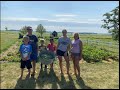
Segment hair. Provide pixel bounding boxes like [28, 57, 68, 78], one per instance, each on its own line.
[40, 39, 45, 43]
[50, 38, 54, 42]
[62, 29, 67, 33]
[23, 36, 29, 41]
[22, 36, 29, 43]
[74, 33, 79, 39]
[27, 26, 32, 31]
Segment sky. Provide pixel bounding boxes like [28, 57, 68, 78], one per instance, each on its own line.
[1, 1, 119, 33]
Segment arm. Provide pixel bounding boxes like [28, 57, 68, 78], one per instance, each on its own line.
[56, 38, 60, 50]
[79, 40, 83, 60]
[47, 44, 49, 50]
[20, 52, 25, 61]
[35, 35, 39, 52]
[54, 45, 57, 54]
[45, 46, 47, 50]
[19, 45, 25, 61]
[56, 42, 60, 50]
[25, 45, 32, 60]
[66, 38, 71, 52]
[64, 39, 71, 56]
[26, 52, 31, 60]
[36, 42, 39, 52]
[67, 44, 71, 53]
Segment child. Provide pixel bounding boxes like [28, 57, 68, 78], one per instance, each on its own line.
[71, 33, 83, 77]
[19, 36, 32, 79]
[47, 38, 56, 69]
[39, 39, 47, 69]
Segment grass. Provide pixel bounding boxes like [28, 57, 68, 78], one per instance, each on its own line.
[0, 31, 119, 89]
[0, 31, 18, 53]
[0, 61, 119, 89]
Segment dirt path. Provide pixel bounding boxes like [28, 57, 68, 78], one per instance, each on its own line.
[0, 41, 19, 60]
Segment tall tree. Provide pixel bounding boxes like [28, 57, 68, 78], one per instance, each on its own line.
[5, 26, 8, 31]
[101, 6, 119, 41]
[20, 26, 27, 35]
[36, 24, 46, 38]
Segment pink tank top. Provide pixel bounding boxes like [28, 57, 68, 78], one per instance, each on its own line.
[71, 39, 80, 53]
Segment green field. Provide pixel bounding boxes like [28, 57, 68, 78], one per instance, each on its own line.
[0, 31, 119, 89]
[0, 31, 18, 53]
[0, 31, 119, 61]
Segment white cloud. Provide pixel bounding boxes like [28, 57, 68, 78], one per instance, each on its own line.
[54, 14, 77, 17]
[1, 17, 103, 24]
[1, 17, 47, 21]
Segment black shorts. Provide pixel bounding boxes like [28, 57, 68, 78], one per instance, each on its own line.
[20, 59, 32, 69]
[56, 50, 68, 56]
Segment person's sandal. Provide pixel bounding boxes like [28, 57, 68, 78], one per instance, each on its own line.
[31, 73, 35, 77]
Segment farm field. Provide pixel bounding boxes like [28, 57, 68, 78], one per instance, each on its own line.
[0, 31, 18, 54]
[0, 31, 119, 89]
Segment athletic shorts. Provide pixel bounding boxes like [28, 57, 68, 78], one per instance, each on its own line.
[71, 53, 80, 57]
[20, 59, 32, 69]
[56, 49, 68, 56]
[30, 53, 38, 61]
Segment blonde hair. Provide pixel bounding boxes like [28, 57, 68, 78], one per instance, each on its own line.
[23, 36, 29, 41]
[40, 39, 45, 43]
[74, 33, 79, 39]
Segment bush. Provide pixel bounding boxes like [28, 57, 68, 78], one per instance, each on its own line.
[83, 45, 112, 62]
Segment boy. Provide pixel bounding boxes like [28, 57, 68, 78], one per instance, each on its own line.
[19, 36, 32, 79]
[39, 39, 47, 69]
[47, 38, 56, 69]
[26, 26, 38, 77]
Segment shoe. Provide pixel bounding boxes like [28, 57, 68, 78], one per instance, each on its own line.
[31, 73, 35, 77]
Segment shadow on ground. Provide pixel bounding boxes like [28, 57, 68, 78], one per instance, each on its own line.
[15, 68, 91, 89]
[14, 74, 36, 89]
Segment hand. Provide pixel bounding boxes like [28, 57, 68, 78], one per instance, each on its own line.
[79, 56, 82, 60]
[25, 56, 29, 60]
[70, 53, 73, 59]
[64, 52, 68, 56]
[22, 57, 26, 61]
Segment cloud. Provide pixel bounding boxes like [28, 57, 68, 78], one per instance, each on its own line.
[1, 17, 102, 24]
[1, 17, 48, 21]
[54, 14, 77, 17]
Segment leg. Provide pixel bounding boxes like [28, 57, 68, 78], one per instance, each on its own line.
[72, 56, 77, 75]
[45, 65, 47, 68]
[50, 63, 53, 69]
[41, 63, 43, 69]
[28, 69, 31, 76]
[58, 56, 63, 74]
[64, 55, 70, 74]
[31, 60, 36, 76]
[20, 60, 25, 79]
[20, 69, 24, 79]
[26, 60, 32, 77]
[75, 56, 80, 77]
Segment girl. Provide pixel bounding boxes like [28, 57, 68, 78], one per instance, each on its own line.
[56, 29, 71, 75]
[39, 39, 47, 69]
[71, 33, 83, 77]
[47, 38, 56, 69]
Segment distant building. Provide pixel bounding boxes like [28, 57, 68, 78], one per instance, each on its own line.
[52, 31, 58, 37]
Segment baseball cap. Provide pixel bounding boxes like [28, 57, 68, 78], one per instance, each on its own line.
[27, 26, 32, 30]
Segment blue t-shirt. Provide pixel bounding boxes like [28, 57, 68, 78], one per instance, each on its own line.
[19, 44, 32, 60]
[27, 35, 38, 53]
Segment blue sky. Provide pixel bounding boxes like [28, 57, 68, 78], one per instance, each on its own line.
[1, 1, 119, 33]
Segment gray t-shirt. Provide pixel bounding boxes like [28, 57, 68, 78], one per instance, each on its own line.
[57, 36, 71, 52]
